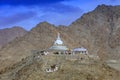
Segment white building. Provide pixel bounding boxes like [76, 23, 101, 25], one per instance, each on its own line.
[72, 47, 88, 54]
[49, 33, 68, 51]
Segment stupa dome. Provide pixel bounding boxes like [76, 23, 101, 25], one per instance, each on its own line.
[49, 33, 68, 51]
[54, 33, 63, 45]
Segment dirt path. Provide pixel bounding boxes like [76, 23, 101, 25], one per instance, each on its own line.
[107, 63, 120, 71]
[107, 60, 120, 72]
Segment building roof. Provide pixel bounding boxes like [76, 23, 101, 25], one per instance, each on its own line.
[49, 45, 68, 51]
[73, 47, 87, 51]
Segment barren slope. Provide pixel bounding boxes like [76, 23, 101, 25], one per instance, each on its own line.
[0, 54, 120, 80]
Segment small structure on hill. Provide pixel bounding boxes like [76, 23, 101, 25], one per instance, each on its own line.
[72, 47, 88, 54]
[31, 50, 49, 60]
[49, 33, 68, 52]
[45, 64, 59, 73]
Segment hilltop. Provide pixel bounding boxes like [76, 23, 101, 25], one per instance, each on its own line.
[0, 26, 27, 48]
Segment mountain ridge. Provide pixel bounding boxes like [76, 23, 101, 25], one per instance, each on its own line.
[0, 4, 120, 71]
[0, 26, 27, 48]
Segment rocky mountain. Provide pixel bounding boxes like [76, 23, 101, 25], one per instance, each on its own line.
[69, 4, 120, 59]
[0, 4, 120, 72]
[0, 27, 27, 48]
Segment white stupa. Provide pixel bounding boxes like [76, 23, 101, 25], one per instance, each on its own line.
[49, 33, 68, 51]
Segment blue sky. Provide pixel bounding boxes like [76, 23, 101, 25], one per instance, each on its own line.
[0, 0, 120, 30]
